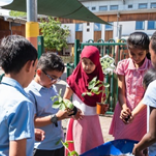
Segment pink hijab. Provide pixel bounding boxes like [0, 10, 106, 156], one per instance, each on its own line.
[67, 46, 104, 107]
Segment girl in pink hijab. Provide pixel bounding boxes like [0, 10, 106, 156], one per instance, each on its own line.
[64, 46, 104, 155]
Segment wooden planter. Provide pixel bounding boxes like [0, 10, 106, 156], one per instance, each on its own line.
[96, 102, 109, 115]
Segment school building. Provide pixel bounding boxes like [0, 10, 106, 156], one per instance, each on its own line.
[61, 0, 156, 55]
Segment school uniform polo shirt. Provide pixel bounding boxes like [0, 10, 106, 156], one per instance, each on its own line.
[0, 77, 35, 156]
[25, 80, 64, 150]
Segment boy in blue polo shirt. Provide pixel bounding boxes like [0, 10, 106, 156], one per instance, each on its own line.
[25, 52, 73, 156]
[0, 35, 38, 156]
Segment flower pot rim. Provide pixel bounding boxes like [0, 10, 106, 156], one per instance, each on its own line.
[96, 102, 109, 105]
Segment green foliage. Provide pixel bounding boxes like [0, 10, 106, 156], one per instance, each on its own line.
[100, 55, 116, 75]
[55, 139, 79, 156]
[82, 76, 110, 104]
[39, 17, 70, 51]
[10, 11, 26, 17]
[51, 89, 74, 110]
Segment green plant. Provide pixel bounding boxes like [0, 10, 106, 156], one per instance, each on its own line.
[100, 55, 116, 75]
[51, 89, 74, 110]
[39, 17, 70, 51]
[82, 77, 109, 104]
[56, 139, 79, 156]
[10, 11, 26, 17]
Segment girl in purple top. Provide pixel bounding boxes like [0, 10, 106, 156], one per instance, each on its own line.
[109, 32, 152, 141]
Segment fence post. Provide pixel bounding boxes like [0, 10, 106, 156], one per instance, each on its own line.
[37, 35, 44, 59]
[74, 39, 80, 68]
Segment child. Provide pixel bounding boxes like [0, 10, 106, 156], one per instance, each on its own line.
[132, 32, 156, 156]
[64, 46, 104, 155]
[0, 35, 38, 156]
[25, 52, 73, 156]
[109, 32, 152, 141]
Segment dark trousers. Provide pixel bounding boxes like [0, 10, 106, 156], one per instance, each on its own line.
[33, 146, 64, 156]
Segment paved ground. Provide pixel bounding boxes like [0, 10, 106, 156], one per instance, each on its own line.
[0, 66, 114, 142]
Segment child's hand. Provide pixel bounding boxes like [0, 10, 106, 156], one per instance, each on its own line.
[132, 144, 146, 156]
[73, 109, 83, 120]
[120, 106, 132, 124]
[56, 110, 74, 120]
[127, 111, 136, 123]
[35, 128, 45, 141]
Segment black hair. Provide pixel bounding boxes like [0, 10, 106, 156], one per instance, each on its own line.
[0, 35, 38, 74]
[37, 52, 65, 72]
[150, 31, 156, 53]
[127, 32, 150, 59]
[143, 68, 156, 88]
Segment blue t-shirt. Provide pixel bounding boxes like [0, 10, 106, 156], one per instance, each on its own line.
[25, 80, 64, 150]
[143, 80, 156, 156]
[0, 77, 35, 156]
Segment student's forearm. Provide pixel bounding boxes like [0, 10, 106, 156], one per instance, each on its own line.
[132, 100, 146, 117]
[9, 139, 26, 156]
[34, 115, 53, 127]
[118, 93, 127, 109]
[135, 133, 156, 152]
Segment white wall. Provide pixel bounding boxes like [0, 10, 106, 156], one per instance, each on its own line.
[81, 0, 155, 12]
[113, 21, 156, 39]
[82, 22, 94, 43]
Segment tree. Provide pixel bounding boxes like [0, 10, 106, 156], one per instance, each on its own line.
[9, 11, 26, 17]
[39, 17, 70, 51]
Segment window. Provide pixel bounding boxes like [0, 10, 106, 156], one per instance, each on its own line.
[92, 7, 96, 10]
[151, 3, 156, 8]
[136, 21, 145, 30]
[128, 5, 133, 8]
[105, 23, 113, 30]
[148, 21, 156, 29]
[138, 3, 147, 9]
[110, 5, 118, 10]
[75, 24, 83, 31]
[99, 6, 107, 11]
[87, 28, 90, 32]
[94, 23, 101, 31]
[87, 22, 90, 26]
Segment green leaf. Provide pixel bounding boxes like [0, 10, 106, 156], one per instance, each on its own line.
[60, 103, 66, 111]
[88, 77, 97, 89]
[64, 99, 74, 109]
[55, 139, 61, 145]
[66, 140, 74, 143]
[59, 96, 63, 103]
[51, 96, 58, 101]
[62, 142, 69, 148]
[92, 87, 99, 93]
[102, 83, 110, 88]
[68, 151, 79, 156]
[52, 102, 61, 109]
[87, 92, 92, 96]
[82, 92, 86, 97]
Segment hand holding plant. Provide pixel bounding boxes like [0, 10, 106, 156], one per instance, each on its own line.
[82, 76, 109, 104]
[51, 89, 77, 115]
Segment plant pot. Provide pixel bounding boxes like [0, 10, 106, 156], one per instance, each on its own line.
[68, 106, 78, 116]
[96, 102, 109, 115]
